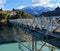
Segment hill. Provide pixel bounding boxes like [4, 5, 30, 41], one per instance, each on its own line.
[40, 7, 60, 16]
[0, 8, 34, 21]
[0, 8, 34, 43]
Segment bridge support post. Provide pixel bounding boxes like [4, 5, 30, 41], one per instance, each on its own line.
[51, 46, 55, 51]
[35, 37, 37, 51]
[12, 27, 23, 50]
[32, 36, 37, 51]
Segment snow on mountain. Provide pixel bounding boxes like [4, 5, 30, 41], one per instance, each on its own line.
[21, 6, 53, 16]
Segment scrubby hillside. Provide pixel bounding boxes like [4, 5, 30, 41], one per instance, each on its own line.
[0, 8, 34, 43]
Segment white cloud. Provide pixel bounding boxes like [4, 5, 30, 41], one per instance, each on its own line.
[32, 0, 50, 6]
[17, 5, 26, 9]
[45, 3, 60, 8]
[17, 0, 60, 9]
[0, 0, 6, 8]
[32, 0, 60, 8]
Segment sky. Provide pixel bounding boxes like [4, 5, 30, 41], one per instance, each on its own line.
[0, 0, 60, 10]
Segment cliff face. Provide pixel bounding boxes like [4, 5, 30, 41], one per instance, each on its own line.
[0, 24, 15, 43]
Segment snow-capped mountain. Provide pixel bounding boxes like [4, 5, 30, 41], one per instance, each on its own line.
[22, 6, 54, 16]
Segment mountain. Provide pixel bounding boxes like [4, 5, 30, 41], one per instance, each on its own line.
[40, 7, 60, 16]
[21, 6, 54, 16]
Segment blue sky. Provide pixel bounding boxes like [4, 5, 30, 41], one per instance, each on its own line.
[4, 0, 32, 10]
[0, 0, 60, 10]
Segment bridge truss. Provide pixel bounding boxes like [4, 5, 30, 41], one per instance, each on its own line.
[10, 17, 60, 51]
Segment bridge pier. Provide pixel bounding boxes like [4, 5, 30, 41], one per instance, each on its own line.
[32, 36, 37, 51]
[51, 46, 55, 51]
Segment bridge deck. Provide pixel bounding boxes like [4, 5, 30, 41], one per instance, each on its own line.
[10, 22, 60, 48]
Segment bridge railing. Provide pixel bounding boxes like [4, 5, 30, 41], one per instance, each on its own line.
[10, 17, 60, 36]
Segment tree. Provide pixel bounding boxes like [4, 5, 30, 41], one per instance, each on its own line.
[55, 7, 60, 11]
[12, 8, 15, 11]
[0, 8, 2, 11]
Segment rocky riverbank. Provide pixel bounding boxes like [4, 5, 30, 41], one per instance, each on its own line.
[0, 22, 16, 43]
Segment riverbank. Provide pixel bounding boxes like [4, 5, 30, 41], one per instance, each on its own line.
[0, 22, 16, 43]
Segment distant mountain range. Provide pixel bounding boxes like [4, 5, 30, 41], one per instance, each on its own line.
[40, 7, 60, 16]
[21, 6, 54, 16]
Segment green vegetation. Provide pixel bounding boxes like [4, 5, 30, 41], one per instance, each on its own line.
[0, 8, 34, 30]
[0, 8, 34, 21]
[0, 11, 9, 21]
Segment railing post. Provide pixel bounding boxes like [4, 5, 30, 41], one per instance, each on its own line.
[46, 18, 52, 36]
